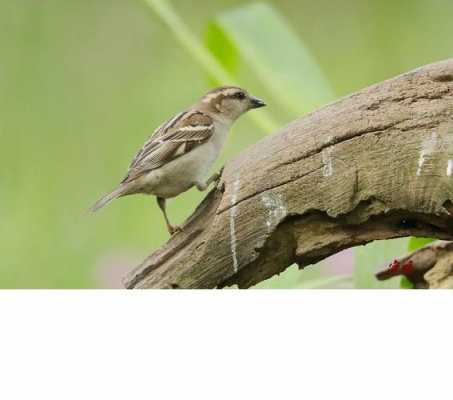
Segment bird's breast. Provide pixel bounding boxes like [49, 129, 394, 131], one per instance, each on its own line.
[139, 139, 222, 198]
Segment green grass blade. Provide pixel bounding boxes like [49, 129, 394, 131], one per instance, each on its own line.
[144, 0, 231, 82]
[204, 22, 239, 83]
[213, 3, 335, 116]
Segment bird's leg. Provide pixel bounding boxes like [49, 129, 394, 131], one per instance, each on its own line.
[195, 170, 222, 192]
[157, 197, 180, 235]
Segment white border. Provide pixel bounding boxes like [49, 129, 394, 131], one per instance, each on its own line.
[0, 291, 451, 400]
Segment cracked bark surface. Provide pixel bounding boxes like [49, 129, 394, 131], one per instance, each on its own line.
[124, 59, 453, 289]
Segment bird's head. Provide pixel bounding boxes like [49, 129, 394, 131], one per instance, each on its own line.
[201, 86, 266, 121]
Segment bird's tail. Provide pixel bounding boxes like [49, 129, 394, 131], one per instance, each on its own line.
[90, 185, 128, 213]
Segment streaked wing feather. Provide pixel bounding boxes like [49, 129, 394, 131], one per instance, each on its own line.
[128, 110, 187, 170]
[122, 111, 214, 183]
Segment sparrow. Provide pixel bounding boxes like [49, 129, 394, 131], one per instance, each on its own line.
[90, 86, 266, 234]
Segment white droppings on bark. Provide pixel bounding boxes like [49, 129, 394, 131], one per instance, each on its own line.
[261, 192, 287, 233]
[416, 132, 439, 176]
[447, 160, 453, 177]
[229, 177, 240, 273]
[322, 147, 334, 177]
[416, 152, 426, 176]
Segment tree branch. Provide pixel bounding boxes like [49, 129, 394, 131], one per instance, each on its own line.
[124, 59, 453, 289]
[376, 241, 453, 288]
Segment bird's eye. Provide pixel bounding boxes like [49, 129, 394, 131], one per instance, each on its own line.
[234, 92, 246, 100]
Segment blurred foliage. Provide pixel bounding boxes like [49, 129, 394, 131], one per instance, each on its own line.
[1, 0, 452, 288]
[204, 22, 238, 81]
[400, 277, 414, 289]
[408, 237, 435, 252]
[145, 0, 277, 131]
[354, 239, 408, 289]
[206, 3, 335, 117]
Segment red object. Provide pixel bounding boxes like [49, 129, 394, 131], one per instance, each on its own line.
[389, 260, 400, 273]
[401, 260, 414, 275]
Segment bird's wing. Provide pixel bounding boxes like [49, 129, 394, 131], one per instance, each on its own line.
[122, 110, 214, 183]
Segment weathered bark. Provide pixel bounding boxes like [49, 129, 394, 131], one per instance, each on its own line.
[124, 59, 453, 289]
[376, 241, 453, 288]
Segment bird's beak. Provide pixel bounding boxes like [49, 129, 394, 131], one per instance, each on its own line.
[249, 96, 266, 109]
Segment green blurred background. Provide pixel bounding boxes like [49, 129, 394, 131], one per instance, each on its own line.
[1, 0, 451, 288]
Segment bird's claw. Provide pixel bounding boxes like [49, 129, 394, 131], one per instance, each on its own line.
[215, 167, 225, 192]
[168, 224, 183, 236]
[216, 179, 225, 192]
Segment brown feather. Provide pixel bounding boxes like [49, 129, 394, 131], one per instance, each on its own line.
[121, 110, 214, 184]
